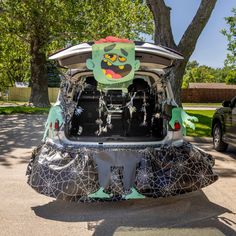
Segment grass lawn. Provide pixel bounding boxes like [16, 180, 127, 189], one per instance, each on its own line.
[0, 101, 26, 105]
[186, 110, 214, 137]
[183, 103, 221, 107]
[0, 106, 50, 114]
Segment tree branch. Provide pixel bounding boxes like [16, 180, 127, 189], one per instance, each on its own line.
[178, 0, 217, 60]
[146, 0, 176, 48]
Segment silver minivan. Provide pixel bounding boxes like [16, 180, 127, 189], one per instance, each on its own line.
[27, 38, 218, 201]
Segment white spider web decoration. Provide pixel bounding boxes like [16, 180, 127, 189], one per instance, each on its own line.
[26, 142, 218, 202]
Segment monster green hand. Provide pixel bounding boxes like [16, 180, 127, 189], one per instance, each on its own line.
[43, 105, 64, 141]
[86, 36, 140, 86]
[169, 107, 198, 135]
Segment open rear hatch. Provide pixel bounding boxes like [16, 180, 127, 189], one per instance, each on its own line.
[49, 40, 183, 143]
[49, 41, 183, 70]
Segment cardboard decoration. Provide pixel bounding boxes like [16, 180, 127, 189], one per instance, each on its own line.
[169, 108, 198, 135]
[43, 105, 64, 141]
[86, 36, 140, 86]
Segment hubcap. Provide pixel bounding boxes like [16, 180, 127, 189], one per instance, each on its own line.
[214, 126, 220, 147]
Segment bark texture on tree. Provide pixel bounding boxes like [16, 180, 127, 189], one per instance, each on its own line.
[29, 37, 50, 107]
[147, 0, 217, 105]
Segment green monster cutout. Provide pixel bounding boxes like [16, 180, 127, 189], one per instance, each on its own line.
[43, 105, 64, 141]
[88, 187, 145, 200]
[124, 187, 145, 200]
[169, 108, 198, 135]
[86, 37, 140, 86]
[88, 187, 110, 199]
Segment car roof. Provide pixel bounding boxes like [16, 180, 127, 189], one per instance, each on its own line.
[49, 41, 183, 70]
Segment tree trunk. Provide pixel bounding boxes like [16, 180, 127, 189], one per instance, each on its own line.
[147, 0, 217, 105]
[29, 37, 50, 107]
[169, 60, 188, 106]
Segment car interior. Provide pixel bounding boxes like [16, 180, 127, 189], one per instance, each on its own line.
[65, 73, 169, 142]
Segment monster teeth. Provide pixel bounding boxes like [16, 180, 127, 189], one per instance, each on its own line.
[107, 61, 112, 66]
[107, 74, 112, 78]
[119, 65, 124, 70]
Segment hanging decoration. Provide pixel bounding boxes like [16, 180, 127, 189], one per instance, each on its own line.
[140, 92, 148, 127]
[74, 106, 84, 116]
[126, 92, 137, 119]
[43, 105, 64, 141]
[86, 36, 140, 86]
[95, 93, 113, 136]
[169, 108, 198, 135]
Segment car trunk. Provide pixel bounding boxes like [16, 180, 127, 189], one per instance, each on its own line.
[64, 73, 168, 142]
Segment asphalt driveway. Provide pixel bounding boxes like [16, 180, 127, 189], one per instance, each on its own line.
[0, 115, 235, 236]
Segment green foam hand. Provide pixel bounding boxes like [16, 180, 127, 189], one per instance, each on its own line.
[43, 105, 64, 141]
[169, 107, 198, 135]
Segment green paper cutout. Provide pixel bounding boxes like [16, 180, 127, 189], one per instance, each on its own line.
[97, 80, 132, 93]
[169, 108, 198, 135]
[88, 187, 110, 199]
[86, 42, 140, 86]
[43, 105, 64, 141]
[124, 187, 145, 200]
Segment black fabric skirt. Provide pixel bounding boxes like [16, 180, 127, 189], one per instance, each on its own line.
[26, 141, 218, 202]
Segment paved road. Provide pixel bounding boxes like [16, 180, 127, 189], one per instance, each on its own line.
[0, 115, 235, 236]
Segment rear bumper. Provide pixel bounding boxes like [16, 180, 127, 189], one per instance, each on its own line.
[56, 129, 183, 148]
[26, 141, 218, 201]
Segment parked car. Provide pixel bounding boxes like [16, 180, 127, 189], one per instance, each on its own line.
[212, 96, 236, 151]
[26, 37, 217, 201]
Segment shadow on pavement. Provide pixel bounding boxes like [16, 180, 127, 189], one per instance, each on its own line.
[186, 137, 236, 162]
[214, 167, 236, 178]
[32, 190, 236, 236]
[188, 139, 236, 178]
[0, 114, 46, 167]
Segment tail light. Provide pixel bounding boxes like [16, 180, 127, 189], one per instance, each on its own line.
[54, 119, 59, 131]
[174, 121, 181, 131]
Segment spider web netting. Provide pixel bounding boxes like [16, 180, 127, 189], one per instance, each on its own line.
[26, 141, 218, 202]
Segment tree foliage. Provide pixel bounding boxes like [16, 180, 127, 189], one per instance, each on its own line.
[0, 0, 153, 106]
[0, 0, 87, 106]
[0, 33, 29, 89]
[225, 69, 236, 84]
[182, 61, 234, 88]
[222, 8, 236, 68]
[81, 0, 153, 41]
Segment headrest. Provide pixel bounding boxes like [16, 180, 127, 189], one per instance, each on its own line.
[84, 76, 97, 90]
[128, 78, 149, 93]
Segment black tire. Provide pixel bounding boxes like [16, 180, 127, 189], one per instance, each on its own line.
[213, 123, 228, 152]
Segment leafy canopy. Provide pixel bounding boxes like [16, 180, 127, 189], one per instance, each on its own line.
[222, 8, 236, 68]
[0, 33, 30, 88]
[0, 0, 153, 90]
[182, 60, 235, 88]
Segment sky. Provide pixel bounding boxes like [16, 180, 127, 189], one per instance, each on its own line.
[145, 0, 235, 68]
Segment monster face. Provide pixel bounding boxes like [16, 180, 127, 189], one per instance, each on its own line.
[86, 42, 140, 85]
